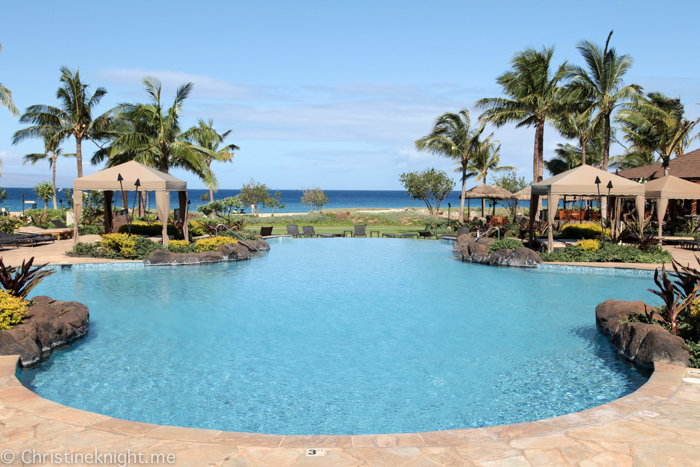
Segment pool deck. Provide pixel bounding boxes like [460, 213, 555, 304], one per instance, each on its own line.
[2, 238, 700, 465]
[0, 357, 698, 466]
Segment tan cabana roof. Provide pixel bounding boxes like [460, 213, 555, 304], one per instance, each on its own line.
[459, 183, 514, 199]
[618, 148, 700, 180]
[512, 186, 531, 201]
[644, 175, 700, 200]
[531, 164, 644, 197]
[73, 161, 187, 191]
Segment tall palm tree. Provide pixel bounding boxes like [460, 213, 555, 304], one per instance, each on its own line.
[616, 92, 699, 175]
[565, 31, 642, 171]
[545, 137, 604, 176]
[93, 77, 215, 186]
[609, 149, 657, 171]
[466, 142, 513, 214]
[181, 119, 239, 202]
[552, 105, 602, 166]
[22, 133, 74, 209]
[476, 46, 568, 188]
[0, 43, 18, 117]
[13, 67, 108, 177]
[415, 109, 494, 224]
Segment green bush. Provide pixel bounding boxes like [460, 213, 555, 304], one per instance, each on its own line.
[0, 216, 24, 234]
[23, 208, 67, 222]
[77, 224, 103, 235]
[117, 222, 181, 239]
[560, 223, 607, 239]
[167, 240, 196, 254]
[487, 238, 524, 253]
[67, 242, 102, 257]
[540, 243, 672, 263]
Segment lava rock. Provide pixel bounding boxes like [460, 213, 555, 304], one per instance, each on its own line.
[144, 239, 270, 266]
[459, 237, 540, 268]
[596, 299, 690, 369]
[0, 296, 89, 369]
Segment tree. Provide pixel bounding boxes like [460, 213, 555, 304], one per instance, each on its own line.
[415, 109, 494, 225]
[552, 106, 602, 165]
[492, 170, 529, 220]
[33, 182, 54, 214]
[545, 136, 604, 176]
[22, 133, 74, 209]
[182, 119, 239, 202]
[0, 43, 18, 117]
[197, 196, 242, 222]
[466, 143, 514, 214]
[239, 179, 273, 216]
[565, 31, 642, 171]
[301, 186, 329, 212]
[609, 149, 657, 171]
[92, 77, 215, 185]
[399, 168, 454, 215]
[476, 46, 568, 189]
[13, 67, 108, 177]
[616, 92, 699, 175]
[268, 191, 285, 216]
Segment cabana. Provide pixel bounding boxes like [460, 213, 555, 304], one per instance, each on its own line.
[459, 183, 514, 219]
[529, 165, 645, 252]
[643, 175, 700, 240]
[72, 161, 188, 246]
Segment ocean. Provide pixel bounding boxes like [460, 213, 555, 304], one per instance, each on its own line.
[1, 188, 520, 214]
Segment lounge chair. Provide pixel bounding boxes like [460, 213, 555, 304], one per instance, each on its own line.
[302, 226, 318, 237]
[16, 225, 73, 240]
[51, 219, 69, 229]
[353, 225, 367, 237]
[382, 233, 399, 238]
[417, 230, 433, 239]
[286, 225, 302, 237]
[0, 232, 54, 247]
[259, 226, 273, 237]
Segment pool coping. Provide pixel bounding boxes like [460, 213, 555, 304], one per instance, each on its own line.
[1, 356, 699, 465]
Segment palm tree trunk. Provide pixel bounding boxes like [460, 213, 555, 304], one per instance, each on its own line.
[533, 120, 545, 219]
[580, 138, 587, 166]
[459, 169, 466, 225]
[52, 154, 58, 209]
[603, 114, 611, 171]
[481, 181, 486, 216]
[76, 137, 83, 178]
[209, 187, 215, 203]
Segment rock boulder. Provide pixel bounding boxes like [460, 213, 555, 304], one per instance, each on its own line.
[0, 296, 89, 369]
[459, 237, 541, 268]
[596, 299, 690, 369]
[144, 239, 269, 266]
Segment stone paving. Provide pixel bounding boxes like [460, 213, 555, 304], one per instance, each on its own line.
[2, 239, 700, 465]
[0, 358, 698, 466]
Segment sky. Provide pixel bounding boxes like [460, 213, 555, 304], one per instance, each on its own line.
[1, 0, 700, 190]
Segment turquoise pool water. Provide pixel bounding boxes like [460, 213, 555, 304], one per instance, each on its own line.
[21, 240, 654, 435]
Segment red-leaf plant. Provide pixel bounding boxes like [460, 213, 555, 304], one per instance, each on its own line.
[0, 257, 56, 299]
[648, 265, 699, 335]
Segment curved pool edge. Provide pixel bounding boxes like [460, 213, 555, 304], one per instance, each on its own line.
[1, 355, 698, 465]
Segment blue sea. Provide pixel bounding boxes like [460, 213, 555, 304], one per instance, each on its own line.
[1, 188, 522, 214]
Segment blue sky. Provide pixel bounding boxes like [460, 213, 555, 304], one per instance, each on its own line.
[1, 0, 699, 190]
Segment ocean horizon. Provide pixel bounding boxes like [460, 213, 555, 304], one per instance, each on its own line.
[1, 187, 523, 214]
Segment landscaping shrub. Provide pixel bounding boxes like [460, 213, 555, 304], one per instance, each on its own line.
[575, 239, 600, 252]
[77, 225, 102, 235]
[0, 257, 55, 299]
[0, 216, 24, 234]
[560, 223, 608, 239]
[540, 243, 672, 263]
[487, 238, 523, 253]
[195, 237, 237, 253]
[167, 240, 195, 253]
[100, 234, 136, 259]
[132, 237, 165, 259]
[117, 222, 181, 239]
[67, 242, 102, 257]
[0, 290, 28, 330]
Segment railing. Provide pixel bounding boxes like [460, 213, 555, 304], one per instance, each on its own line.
[476, 226, 500, 241]
[214, 224, 259, 252]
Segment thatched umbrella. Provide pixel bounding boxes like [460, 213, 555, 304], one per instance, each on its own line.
[459, 183, 514, 219]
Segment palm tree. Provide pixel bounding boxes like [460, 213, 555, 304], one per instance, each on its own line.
[0, 43, 18, 117]
[467, 142, 513, 214]
[609, 149, 657, 171]
[22, 133, 74, 209]
[545, 137, 604, 176]
[476, 46, 568, 188]
[616, 92, 699, 175]
[552, 105, 602, 166]
[565, 31, 642, 171]
[181, 119, 239, 202]
[93, 77, 215, 186]
[13, 67, 108, 177]
[415, 109, 494, 224]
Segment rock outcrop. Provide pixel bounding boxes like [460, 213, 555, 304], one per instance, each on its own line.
[0, 296, 90, 369]
[457, 236, 541, 268]
[596, 299, 690, 370]
[144, 239, 270, 266]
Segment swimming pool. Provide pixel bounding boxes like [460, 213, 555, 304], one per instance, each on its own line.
[21, 239, 654, 435]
